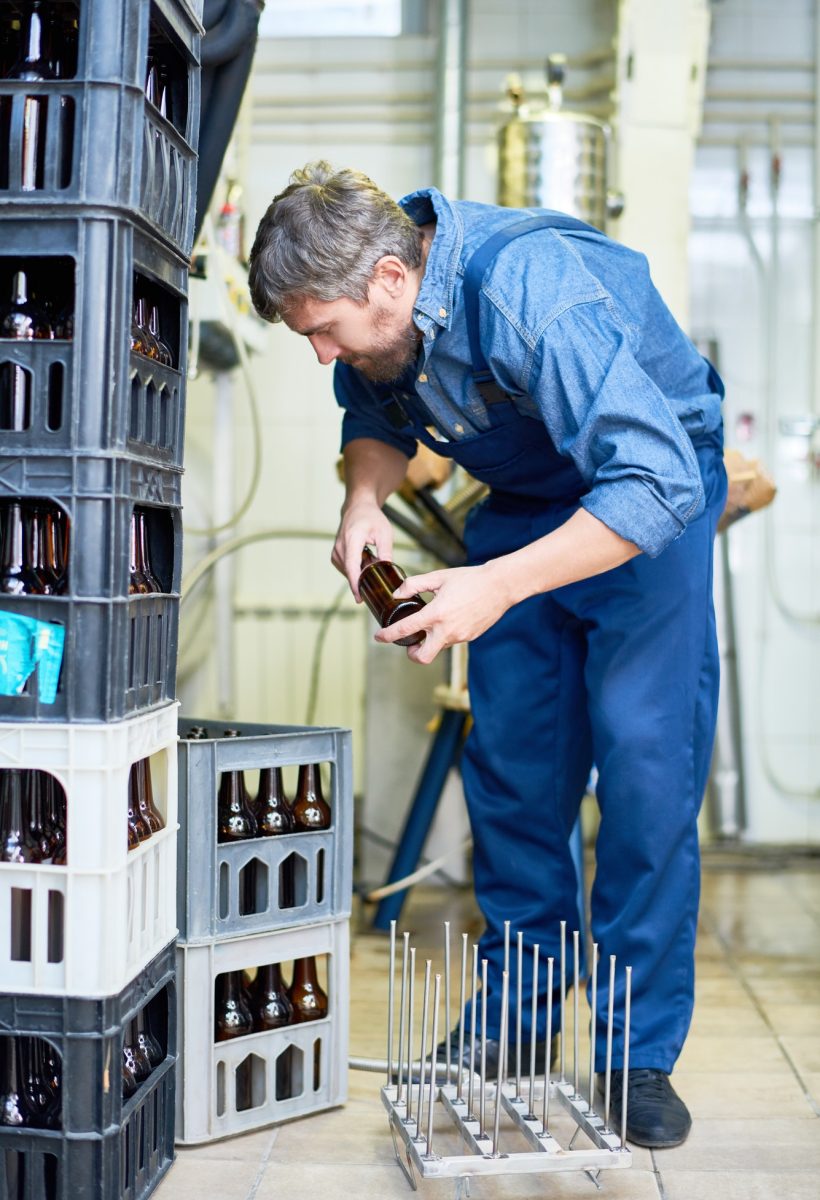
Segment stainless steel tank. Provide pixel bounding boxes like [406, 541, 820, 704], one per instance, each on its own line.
[498, 109, 610, 228]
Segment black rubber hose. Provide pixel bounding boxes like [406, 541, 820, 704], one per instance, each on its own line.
[194, 33, 258, 239]
[201, 0, 261, 66]
[203, 0, 230, 28]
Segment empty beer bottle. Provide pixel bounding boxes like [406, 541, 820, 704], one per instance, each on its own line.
[7, 2, 57, 191]
[25, 771, 51, 861]
[129, 509, 160, 594]
[0, 361, 30, 430]
[292, 763, 330, 832]
[134, 1005, 163, 1071]
[214, 971, 253, 1042]
[122, 1021, 152, 1094]
[41, 771, 66, 864]
[0, 770, 40, 862]
[186, 725, 209, 739]
[135, 757, 163, 836]
[289, 957, 328, 1023]
[217, 732, 257, 843]
[0, 1038, 27, 1126]
[20, 1038, 60, 1129]
[127, 764, 152, 851]
[0, 501, 45, 594]
[26, 505, 54, 595]
[248, 962, 293, 1032]
[254, 767, 293, 838]
[358, 545, 426, 647]
[148, 302, 173, 367]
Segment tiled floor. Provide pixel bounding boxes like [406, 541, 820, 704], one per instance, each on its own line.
[156, 852, 820, 1200]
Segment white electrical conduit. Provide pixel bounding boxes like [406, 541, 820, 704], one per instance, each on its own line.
[183, 214, 264, 537]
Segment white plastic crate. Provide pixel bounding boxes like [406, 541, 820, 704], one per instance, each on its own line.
[0, 704, 178, 996]
[176, 918, 349, 1144]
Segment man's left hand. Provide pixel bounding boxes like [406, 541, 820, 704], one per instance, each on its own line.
[374, 563, 510, 664]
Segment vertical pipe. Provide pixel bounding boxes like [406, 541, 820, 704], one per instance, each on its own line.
[588, 942, 598, 1105]
[467, 944, 478, 1115]
[417, 960, 432, 1137]
[620, 966, 632, 1151]
[515, 931, 523, 1099]
[814, 1, 820, 414]
[433, 0, 468, 198]
[387, 920, 396, 1087]
[559, 921, 567, 1081]
[479, 958, 488, 1133]
[528, 943, 540, 1118]
[405, 947, 416, 1123]
[604, 954, 616, 1129]
[457, 933, 467, 1101]
[427, 974, 441, 1154]
[492, 971, 509, 1156]
[396, 932, 409, 1105]
[572, 929, 580, 1096]
[444, 922, 452, 1086]
[542, 957, 553, 1132]
[213, 371, 235, 717]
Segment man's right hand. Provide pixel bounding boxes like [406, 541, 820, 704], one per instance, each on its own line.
[332, 500, 395, 602]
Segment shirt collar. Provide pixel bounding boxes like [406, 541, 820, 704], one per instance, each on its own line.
[398, 187, 463, 332]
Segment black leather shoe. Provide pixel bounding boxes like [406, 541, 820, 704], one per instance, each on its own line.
[598, 1068, 691, 1148]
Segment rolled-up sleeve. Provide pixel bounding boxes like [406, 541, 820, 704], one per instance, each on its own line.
[525, 300, 705, 557]
[334, 363, 418, 458]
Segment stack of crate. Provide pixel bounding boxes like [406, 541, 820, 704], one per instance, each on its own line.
[175, 720, 353, 1144]
[0, 1, 200, 1196]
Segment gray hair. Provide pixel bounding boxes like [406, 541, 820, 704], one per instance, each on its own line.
[248, 161, 423, 322]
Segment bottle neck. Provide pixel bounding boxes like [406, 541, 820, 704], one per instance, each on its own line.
[292, 957, 319, 988]
[296, 763, 322, 803]
[0, 504, 25, 572]
[258, 766, 285, 807]
[12, 271, 29, 308]
[258, 961, 285, 992]
[220, 971, 244, 1004]
[1, 773, 26, 841]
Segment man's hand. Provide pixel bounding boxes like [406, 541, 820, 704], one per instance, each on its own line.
[331, 500, 395, 601]
[374, 563, 511, 664]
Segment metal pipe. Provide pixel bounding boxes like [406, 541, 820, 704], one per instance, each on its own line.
[457, 933, 467, 1101]
[479, 959, 488, 1134]
[528, 944, 540, 1119]
[572, 930, 580, 1097]
[702, 108, 814, 125]
[504, 920, 511, 977]
[588, 943, 598, 1104]
[433, 0, 468, 198]
[814, 3, 820, 414]
[542, 957, 553, 1133]
[604, 955, 616, 1129]
[405, 947, 416, 1124]
[387, 921, 396, 1088]
[467, 945, 478, 1115]
[559, 921, 566, 1082]
[427, 974, 441, 1154]
[396, 932, 409, 1105]
[444, 922, 452, 1086]
[515, 931, 523, 1100]
[417, 960, 432, 1139]
[492, 971, 509, 1156]
[620, 967, 632, 1151]
[706, 87, 815, 103]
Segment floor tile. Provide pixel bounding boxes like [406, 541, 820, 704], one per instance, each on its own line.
[675, 1034, 786, 1073]
[653, 1117, 820, 1171]
[780, 1035, 820, 1074]
[153, 1154, 262, 1199]
[671, 1071, 815, 1119]
[660, 1169, 820, 1200]
[757, 1004, 820, 1035]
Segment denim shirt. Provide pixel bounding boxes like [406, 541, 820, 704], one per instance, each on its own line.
[335, 188, 723, 557]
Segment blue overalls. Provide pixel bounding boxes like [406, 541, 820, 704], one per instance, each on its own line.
[382, 215, 728, 1073]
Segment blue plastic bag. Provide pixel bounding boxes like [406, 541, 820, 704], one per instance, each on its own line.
[0, 610, 65, 704]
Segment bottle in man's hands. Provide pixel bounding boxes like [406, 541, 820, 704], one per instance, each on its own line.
[358, 545, 426, 647]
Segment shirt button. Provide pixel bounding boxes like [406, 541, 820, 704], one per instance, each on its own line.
[454, 423, 464, 434]
[439, 307, 447, 318]
[418, 373, 428, 383]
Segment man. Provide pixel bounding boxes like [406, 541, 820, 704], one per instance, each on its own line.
[249, 162, 727, 1148]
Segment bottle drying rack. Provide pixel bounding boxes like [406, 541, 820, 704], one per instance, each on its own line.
[380, 920, 633, 1196]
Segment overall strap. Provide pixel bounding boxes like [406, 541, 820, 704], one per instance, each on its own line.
[463, 213, 601, 403]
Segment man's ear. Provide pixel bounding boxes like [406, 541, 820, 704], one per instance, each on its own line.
[370, 255, 408, 299]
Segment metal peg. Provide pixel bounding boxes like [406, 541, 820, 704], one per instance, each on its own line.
[573, 929, 580, 1096]
[387, 920, 396, 1087]
[467, 944, 478, 1116]
[444, 921, 452, 1086]
[405, 947, 416, 1123]
[528, 943, 540, 1118]
[604, 954, 616, 1129]
[492, 970, 509, 1156]
[559, 921, 567, 1082]
[396, 931, 409, 1104]
[416, 959, 431, 1138]
[588, 942, 598, 1104]
[542, 956, 554, 1133]
[457, 933, 468, 1101]
[427, 973, 441, 1154]
[515, 930, 523, 1100]
[504, 920, 511, 976]
[479, 958, 488, 1134]
[620, 965, 632, 1151]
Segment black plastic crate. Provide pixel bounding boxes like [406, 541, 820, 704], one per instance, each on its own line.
[0, 0, 202, 257]
[0, 593, 178, 722]
[0, 939, 176, 1199]
[0, 213, 188, 467]
[0, 454, 182, 598]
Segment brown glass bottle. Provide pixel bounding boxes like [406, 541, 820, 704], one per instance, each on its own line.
[289, 957, 328, 1023]
[26, 505, 54, 595]
[0, 501, 45, 594]
[127, 764, 152, 851]
[25, 771, 51, 861]
[135, 757, 163, 836]
[214, 971, 253, 1042]
[20, 1038, 60, 1129]
[134, 1005, 163, 1071]
[358, 546, 426, 646]
[254, 767, 293, 838]
[122, 1020, 152, 1095]
[0, 770, 40, 863]
[41, 771, 66, 864]
[292, 763, 330, 832]
[0, 1037, 28, 1126]
[130, 295, 160, 360]
[148, 302, 173, 367]
[248, 962, 293, 1032]
[217, 733, 257, 843]
[129, 509, 160, 594]
[7, 2, 57, 191]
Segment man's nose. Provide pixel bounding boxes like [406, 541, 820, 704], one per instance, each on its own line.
[309, 335, 338, 366]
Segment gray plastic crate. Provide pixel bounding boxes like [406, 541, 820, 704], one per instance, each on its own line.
[0, 453, 182, 598]
[0, 592, 178, 722]
[0, 0, 202, 257]
[176, 919, 348, 1145]
[177, 720, 353, 944]
[0, 938, 176, 1198]
[0, 213, 189, 467]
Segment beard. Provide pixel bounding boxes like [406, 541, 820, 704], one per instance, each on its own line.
[340, 306, 421, 384]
